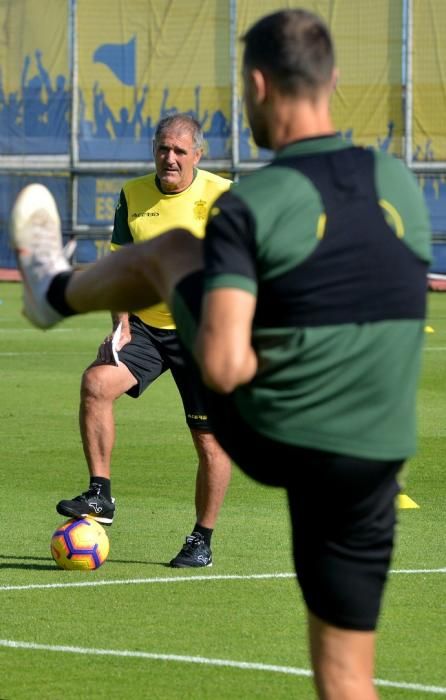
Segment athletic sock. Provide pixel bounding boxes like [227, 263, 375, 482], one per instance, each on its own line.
[46, 271, 77, 317]
[89, 476, 111, 500]
[193, 522, 213, 546]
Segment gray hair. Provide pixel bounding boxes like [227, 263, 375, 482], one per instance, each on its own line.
[154, 114, 205, 152]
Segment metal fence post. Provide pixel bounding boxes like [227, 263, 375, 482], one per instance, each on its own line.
[403, 0, 413, 167]
[69, 0, 78, 234]
[230, 0, 239, 181]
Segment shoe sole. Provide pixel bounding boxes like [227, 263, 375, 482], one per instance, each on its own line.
[10, 184, 60, 250]
[10, 184, 67, 329]
[56, 503, 114, 526]
[169, 561, 213, 568]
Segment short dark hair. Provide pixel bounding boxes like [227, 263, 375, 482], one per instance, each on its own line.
[242, 9, 335, 97]
[154, 114, 205, 151]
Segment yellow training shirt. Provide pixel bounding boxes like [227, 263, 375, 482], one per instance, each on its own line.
[111, 168, 231, 328]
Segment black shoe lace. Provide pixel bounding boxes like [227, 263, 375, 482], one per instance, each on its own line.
[182, 534, 203, 553]
[74, 486, 101, 502]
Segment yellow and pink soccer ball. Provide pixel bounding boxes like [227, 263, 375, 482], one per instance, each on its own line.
[51, 518, 109, 570]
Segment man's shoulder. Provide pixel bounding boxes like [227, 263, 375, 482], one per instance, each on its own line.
[231, 162, 301, 202]
[196, 168, 232, 191]
[372, 149, 411, 175]
[122, 173, 156, 193]
[372, 149, 423, 195]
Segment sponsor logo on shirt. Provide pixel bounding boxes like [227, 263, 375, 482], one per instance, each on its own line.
[187, 413, 208, 421]
[130, 211, 160, 219]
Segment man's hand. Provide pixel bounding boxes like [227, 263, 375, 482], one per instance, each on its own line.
[94, 315, 131, 366]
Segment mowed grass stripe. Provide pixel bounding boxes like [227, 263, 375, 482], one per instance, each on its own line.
[1, 568, 445, 592]
[0, 639, 445, 695]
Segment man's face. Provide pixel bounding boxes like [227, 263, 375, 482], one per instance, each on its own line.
[243, 64, 270, 150]
[154, 128, 202, 193]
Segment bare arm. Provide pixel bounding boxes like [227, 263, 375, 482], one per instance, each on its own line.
[195, 288, 258, 394]
[111, 311, 131, 346]
[93, 311, 131, 365]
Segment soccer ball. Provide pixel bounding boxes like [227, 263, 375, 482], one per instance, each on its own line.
[50, 518, 110, 570]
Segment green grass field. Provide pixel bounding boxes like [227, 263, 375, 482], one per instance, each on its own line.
[0, 281, 445, 699]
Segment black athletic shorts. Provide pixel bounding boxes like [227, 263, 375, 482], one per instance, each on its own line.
[118, 314, 210, 430]
[173, 271, 404, 631]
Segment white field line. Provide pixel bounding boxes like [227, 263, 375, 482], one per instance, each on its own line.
[0, 568, 445, 593]
[391, 568, 446, 574]
[0, 351, 90, 356]
[0, 639, 445, 695]
[0, 327, 76, 332]
[0, 572, 294, 592]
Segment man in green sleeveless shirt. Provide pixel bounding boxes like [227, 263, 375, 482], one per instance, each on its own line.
[11, 9, 431, 699]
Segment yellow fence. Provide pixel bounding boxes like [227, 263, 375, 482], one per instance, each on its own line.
[0, 0, 445, 162]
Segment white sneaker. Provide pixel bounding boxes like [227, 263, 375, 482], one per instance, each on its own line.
[9, 183, 71, 329]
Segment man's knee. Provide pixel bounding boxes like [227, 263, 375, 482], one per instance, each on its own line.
[192, 430, 229, 467]
[308, 612, 377, 700]
[81, 364, 133, 403]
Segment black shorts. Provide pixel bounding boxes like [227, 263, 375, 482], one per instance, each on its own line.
[173, 271, 404, 631]
[118, 314, 210, 430]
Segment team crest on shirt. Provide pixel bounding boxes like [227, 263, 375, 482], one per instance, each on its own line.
[193, 200, 207, 220]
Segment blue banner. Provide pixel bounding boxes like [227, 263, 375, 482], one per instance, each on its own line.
[0, 175, 70, 268]
[77, 176, 123, 226]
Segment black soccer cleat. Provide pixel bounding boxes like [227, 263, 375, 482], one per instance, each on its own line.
[56, 486, 115, 526]
[169, 532, 213, 568]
